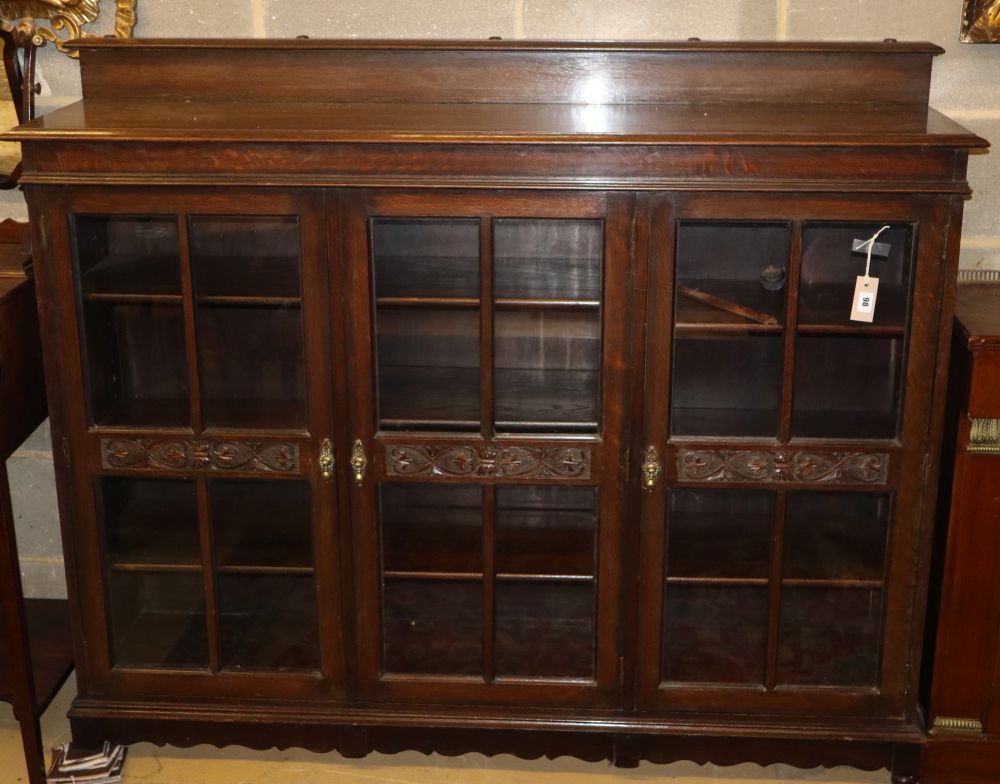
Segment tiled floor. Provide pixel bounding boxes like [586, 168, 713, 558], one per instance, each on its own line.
[0, 676, 890, 784]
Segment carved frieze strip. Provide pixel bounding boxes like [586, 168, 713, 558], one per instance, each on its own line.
[677, 449, 889, 485]
[969, 417, 1000, 454]
[101, 438, 300, 474]
[386, 444, 591, 480]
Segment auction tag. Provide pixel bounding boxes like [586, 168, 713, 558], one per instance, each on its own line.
[850, 275, 879, 323]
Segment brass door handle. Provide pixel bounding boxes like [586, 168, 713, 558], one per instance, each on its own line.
[641, 446, 662, 491]
[351, 439, 367, 486]
[319, 438, 335, 480]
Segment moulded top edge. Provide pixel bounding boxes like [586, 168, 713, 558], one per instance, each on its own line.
[65, 37, 947, 56]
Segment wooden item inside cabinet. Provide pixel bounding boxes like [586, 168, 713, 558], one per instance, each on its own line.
[0, 218, 73, 784]
[3, 39, 988, 784]
[922, 276, 1000, 784]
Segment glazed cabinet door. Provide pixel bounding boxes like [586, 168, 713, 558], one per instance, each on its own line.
[343, 191, 631, 707]
[635, 194, 950, 718]
[41, 188, 344, 700]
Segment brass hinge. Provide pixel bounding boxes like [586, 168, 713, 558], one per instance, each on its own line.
[931, 716, 984, 736]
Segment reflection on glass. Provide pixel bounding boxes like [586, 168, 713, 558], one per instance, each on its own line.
[494, 219, 602, 300]
[496, 486, 596, 578]
[372, 219, 479, 298]
[798, 224, 912, 328]
[792, 335, 903, 439]
[376, 308, 480, 431]
[671, 334, 783, 437]
[777, 587, 883, 686]
[75, 215, 182, 296]
[191, 216, 306, 430]
[495, 310, 600, 433]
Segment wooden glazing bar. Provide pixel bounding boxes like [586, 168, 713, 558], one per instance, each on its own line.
[482, 483, 496, 684]
[480, 215, 494, 438]
[778, 222, 802, 444]
[196, 479, 220, 674]
[764, 489, 787, 691]
[177, 214, 203, 433]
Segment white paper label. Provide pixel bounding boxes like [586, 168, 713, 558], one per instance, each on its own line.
[850, 275, 879, 323]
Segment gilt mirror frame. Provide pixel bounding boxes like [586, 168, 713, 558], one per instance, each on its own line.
[0, 0, 136, 57]
[963, 0, 1000, 43]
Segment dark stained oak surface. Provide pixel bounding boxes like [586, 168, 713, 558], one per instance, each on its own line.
[9, 39, 987, 783]
[5, 100, 985, 147]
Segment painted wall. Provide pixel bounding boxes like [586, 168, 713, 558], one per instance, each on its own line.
[5, 0, 997, 597]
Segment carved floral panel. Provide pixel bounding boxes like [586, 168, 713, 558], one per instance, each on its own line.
[101, 438, 300, 474]
[677, 449, 888, 485]
[386, 444, 591, 480]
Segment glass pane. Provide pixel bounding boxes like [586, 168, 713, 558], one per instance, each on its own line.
[799, 224, 913, 328]
[217, 574, 319, 672]
[380, 484, 483, 575]
[382, 579, 482, 676]
[196, 305, 306, 429]
[73, 215, 189, 427]
[74, 215, 181, 296]
[662, 585, 767, 684]
[494, 219, 602, 300]
[777, 587, 883, 686]
[784, 492, 890, 582]
[82, 302, 189, 427]
[495, 581, 594, 679]
[792, 336, 903, 439]
[191, 217, 306, 430]
[372, 218, 479, 298]
[376, 308, 480, 431]
[101, 477, 200, 567]
[190, 216, 301, 299]
[496, 486, 596, 578]
[211, 480, 312, 569]
[671, 335, 783, 437]
[108, 571, 207, 668]
[675, 222, 790, 327]
[667, 489, 773, 580]
[495, 310, 600, 433]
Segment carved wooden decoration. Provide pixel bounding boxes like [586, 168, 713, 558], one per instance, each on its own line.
[101, 438, 300, 474]
[386, 444, 591, 480]
[0, 0, 136, 56]
[962, 0, 1000, 42]
[677, 449, 888, 485]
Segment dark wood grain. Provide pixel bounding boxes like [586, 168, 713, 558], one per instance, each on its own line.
[9, 39, 986, 784]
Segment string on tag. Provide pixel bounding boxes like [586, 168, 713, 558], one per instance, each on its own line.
[862, 225, 891, 287]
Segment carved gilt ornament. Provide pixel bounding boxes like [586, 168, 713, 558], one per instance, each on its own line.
[0, 0, 136, 56]
[962, 0, 1000, 43]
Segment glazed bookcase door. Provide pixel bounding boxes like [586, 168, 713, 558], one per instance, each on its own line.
[343, 191, 631, 707]
[635, 194, 949, 717]
[50, 188, 344, 700]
